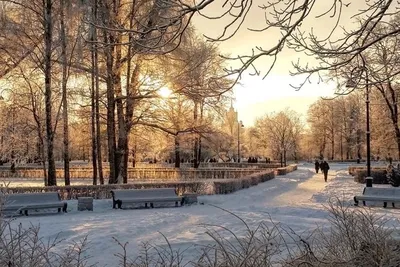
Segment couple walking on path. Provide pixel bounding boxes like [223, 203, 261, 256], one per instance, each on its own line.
[314, 160, 330, 182]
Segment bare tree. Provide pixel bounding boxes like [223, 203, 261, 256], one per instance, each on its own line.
[60, 0, 71, 185]
[11, 67, 48, 184]
[92, 0, 237, 182]
[356, 23, 400, 160]
[203, 2, 400, 86]
[158, 34, 234, 168]
[254, 109, 303, 166]
[0, 1, 70, 186]
[307, 99, 338, 160]
[307, 94, 365, 160]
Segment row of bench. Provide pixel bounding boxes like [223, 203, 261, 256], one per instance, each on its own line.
[2, 186, 398, 216]
[354, 187, 400, 208]
[1, 188, 184, 216]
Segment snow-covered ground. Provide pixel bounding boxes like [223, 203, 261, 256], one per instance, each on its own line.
[5, 162, 400, 266]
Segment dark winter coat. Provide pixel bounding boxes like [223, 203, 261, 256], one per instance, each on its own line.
[314, 161, 320, 169]
[320, 161, 330, 172]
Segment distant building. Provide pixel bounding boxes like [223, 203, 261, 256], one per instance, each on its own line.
[225, 101, 238, 136]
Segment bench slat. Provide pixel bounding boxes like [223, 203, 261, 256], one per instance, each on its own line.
[355, 196, 400, 201]
[354, 187, 400, 207]
[2, 192, 67, 215]
[111, 188, 183, 209]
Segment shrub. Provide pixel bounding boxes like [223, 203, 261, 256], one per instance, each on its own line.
[0, 223, 93, 267]
[276, 164, 297, 175]
[0, 185, 92, 267]
[354, 169, 387, 184]
[285, 199, 400, 266]
[387, 164, 400, 187]
[213, 170, 275, 194]
[4, 170, 277, 199]
[348, 166, 386, 176]
[189, 199, 400, 267]
[190, 199, 400, 267]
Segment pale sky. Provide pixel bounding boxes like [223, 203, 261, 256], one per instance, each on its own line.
[192, 1, 364, 126]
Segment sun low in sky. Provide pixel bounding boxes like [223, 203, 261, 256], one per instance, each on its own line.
[191, 1, 361, 126]
[234, 74, 337, 126]
[189, 23, 338, 126]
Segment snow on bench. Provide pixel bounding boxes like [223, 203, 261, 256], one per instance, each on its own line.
[111, 188, 183, 209]
[354, 187, 400, 208]
[2, 192, 68, 215]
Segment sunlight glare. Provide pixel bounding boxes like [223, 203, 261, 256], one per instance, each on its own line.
[158, 87, 172, 98]
[234, 74, 338, 126]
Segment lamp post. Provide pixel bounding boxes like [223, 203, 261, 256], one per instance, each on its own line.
[237, 120, 244, 162]
[346, 54, 372, 186]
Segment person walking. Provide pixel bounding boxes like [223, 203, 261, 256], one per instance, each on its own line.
[314, 160, 320, 173]
[320, 160, 330, 182]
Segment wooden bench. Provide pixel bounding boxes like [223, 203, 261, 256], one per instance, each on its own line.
[354, 187, 400, 208]
[111, 188, 183, 209]
[2, 192, 68, 215]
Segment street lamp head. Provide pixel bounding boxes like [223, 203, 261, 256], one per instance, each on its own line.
[239, 120, 244, 128]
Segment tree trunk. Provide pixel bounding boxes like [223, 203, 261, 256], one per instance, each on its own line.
[331, 135, 334, 160]
[193, 136, 199, 167]
[175, 135, 181, 168]
[41, 155, 47, 186]
[95, 71, 104, 184]
[31, 91, 47, 185]
[320, 135, 326, 160]
[38, 137, 47, 186]
[60, 0, 70, 185]
[196, 100, 204, 168]
[123, 138, 129, 183]
[283, 149, 287, 167]
[197, 137, 202, 167]
[122, 56, 141, 182]
[132, 147, 136, 167]
[124, 3, 138, 174]
[386, 82, 400, 161]
[116, 136, 127, 183]
[100, 0, 117, 184]
[105, 42, 116, 184]
[356, 129, 362, 160]
[113, 2, 126, 184]
[90, 13, 98, 185]
[330, 107, 335, 160]
[115, 47, 126, 184]
[193, 101, 199, 168]
[10, 150, 15, 173]
[394, 128, 400, 161]
[346, 136, 351, 160]
[93, 0, 104, 184]
[113, 5, 140, 183]
[340, 130, 343, 161]
[44, 0, 56, 186]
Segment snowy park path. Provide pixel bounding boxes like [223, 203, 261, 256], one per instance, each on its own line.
[274, 169, 336, 206]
